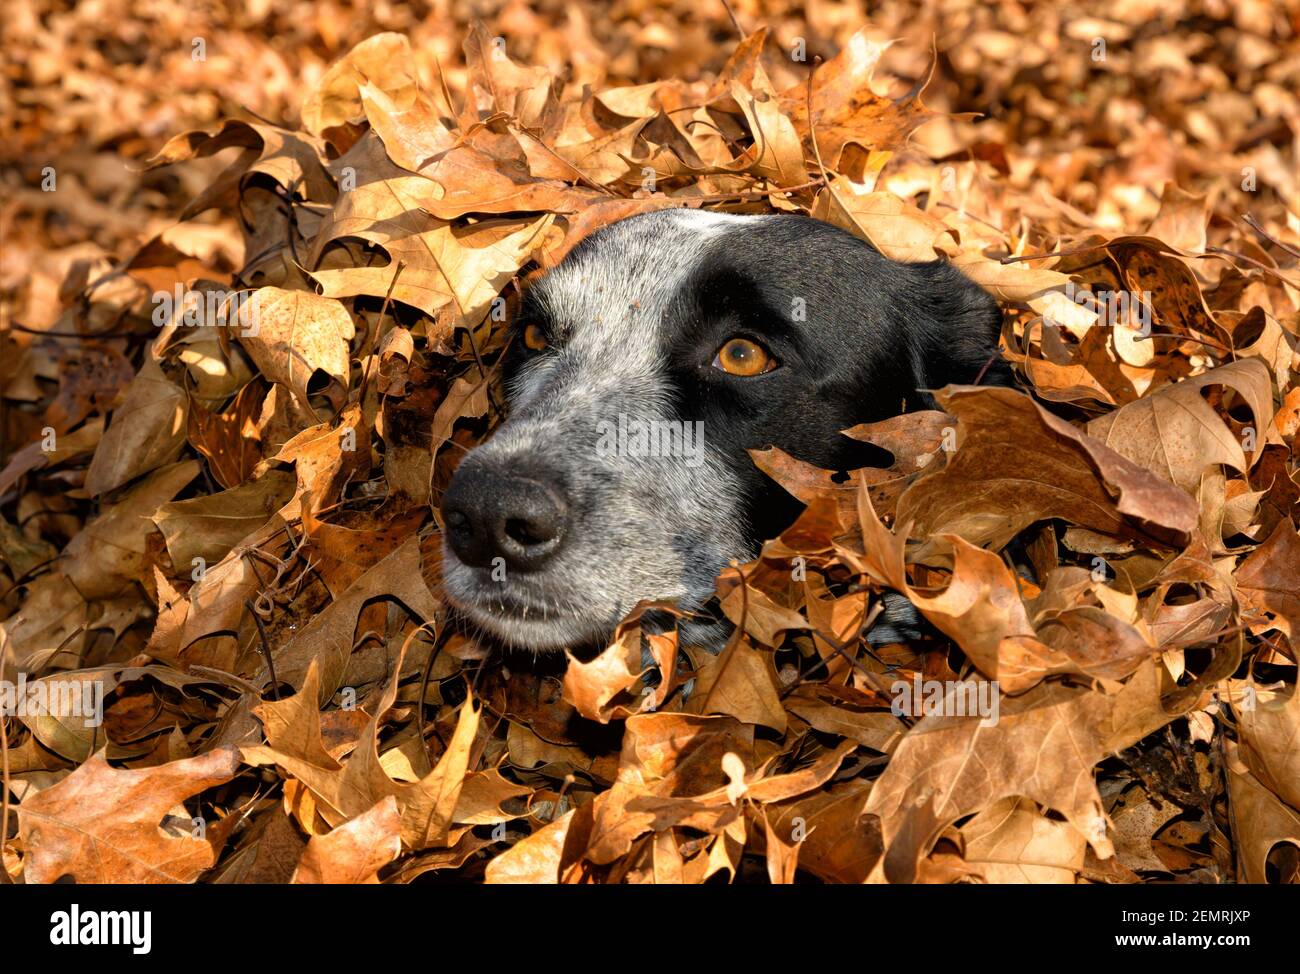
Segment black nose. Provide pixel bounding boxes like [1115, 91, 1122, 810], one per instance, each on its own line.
[440, 466, 568, 572]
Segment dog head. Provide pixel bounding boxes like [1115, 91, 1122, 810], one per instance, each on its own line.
[439, 209, 1004, 652]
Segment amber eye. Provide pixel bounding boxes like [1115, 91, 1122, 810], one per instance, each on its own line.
[522, 322, 548, 352]
[712, 337, 776, 376]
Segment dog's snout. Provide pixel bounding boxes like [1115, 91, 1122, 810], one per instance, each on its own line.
[441, 466, 568, 572]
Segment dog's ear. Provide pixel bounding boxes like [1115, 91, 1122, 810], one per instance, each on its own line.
[902, 258, 1012, 395]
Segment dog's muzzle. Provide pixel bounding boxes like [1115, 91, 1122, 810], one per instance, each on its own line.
[441, 465, 569, 573]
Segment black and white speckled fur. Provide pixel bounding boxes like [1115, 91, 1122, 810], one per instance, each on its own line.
[439, 209, 1009, 653]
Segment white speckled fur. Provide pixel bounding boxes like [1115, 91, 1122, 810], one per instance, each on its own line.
[442, 210, 765, 650]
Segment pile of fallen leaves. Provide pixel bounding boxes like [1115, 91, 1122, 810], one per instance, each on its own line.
[2, 1, 1299, 884]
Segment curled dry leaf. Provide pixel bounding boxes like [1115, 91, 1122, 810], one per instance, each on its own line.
[235, 288, 357, 411]
[897, 386, 1199, 550]
[1237, 681, 1300, 811]
[1225, 743, 1300, 884]
[1087, 359, 1275, 494]
[1235, 519, 1300, 639]
[864, 660, 1172, 883]
[960, 797, 1088, 884]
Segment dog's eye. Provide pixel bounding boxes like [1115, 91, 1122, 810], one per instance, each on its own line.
[713, 337, 776, 376]
[521, 322, 548, 352]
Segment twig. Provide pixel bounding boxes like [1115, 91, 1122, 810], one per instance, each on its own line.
[0, 555, 60, 604]
[356, 260, 406, 408]
[464, 318, 505, 423]
[806, 57, 828, 187]
[686, 176, 827, 204]
[971, 346, 1002, 385]
[1143, 331, 1232, 354]
[720, 0, 748, 38]
[418, 626, 447, 752]
[933, 200, 1007, 236]
[187, 665, 266, 697]
[779, 599, 877, 698]
[510, 124, 617, 196]
[998, 242, 1106, 264]
[244, 598, 281, 700]
[1241, 214, 1300, 259]
[1204, 246, 1300, 293]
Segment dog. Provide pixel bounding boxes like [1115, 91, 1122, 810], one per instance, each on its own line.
[438, 209, 1009, 654]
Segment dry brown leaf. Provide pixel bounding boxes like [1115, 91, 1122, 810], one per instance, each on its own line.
[1237, 681, 1300, 811]
[961, 797, 1087, 883]
[83, 355, 188, 496]
[18, 746, 241, 884]
[864, 660, 1172, 883]
[1226, 742, 1300, 884]
[235, 288, 357, 411]
[1236, 519, 1300, 639]
[1087, 359, 1275, 494]
[291, 795, 403, 884]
